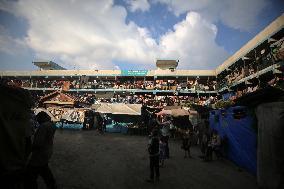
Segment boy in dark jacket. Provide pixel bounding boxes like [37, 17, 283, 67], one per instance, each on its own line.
[147, 129, 160, 183]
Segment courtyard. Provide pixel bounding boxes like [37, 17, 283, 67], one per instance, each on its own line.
[43, 130, 258, 189]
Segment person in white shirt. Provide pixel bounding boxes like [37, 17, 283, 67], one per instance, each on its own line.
[156, 116, 171, 158]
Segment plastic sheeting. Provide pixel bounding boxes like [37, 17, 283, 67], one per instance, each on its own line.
[93, 103, 141, 115]
[105, 123, 128, 133]
[256, 102, 284, 189]
[209, 106, 257, 175]
[55, 122, 83, 130]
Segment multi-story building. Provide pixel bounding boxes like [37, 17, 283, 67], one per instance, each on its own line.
[1, 13, 283, 105]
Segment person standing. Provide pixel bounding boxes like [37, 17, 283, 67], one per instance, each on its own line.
[181, 128, 192, 158]
[147, 129, 160, 183]
[159, 138, 167, 167]
[0, 82, 34, 189]
[25, 111, 57, 189]
[157, 116, 171, 158]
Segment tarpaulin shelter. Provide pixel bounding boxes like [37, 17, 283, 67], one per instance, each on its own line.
[92, 103, 142, 132]
[209, 106, 257, 175]
[61, 109, 85, 123]
[156, 108, 197, 117]
[92, 103, 112, 114]
[110, 103, 142, 123]
[110, 103, 141, 115]
[39, 91, 90, 108]
[156, 107, 196, 129]
[92, 103, 141, 115]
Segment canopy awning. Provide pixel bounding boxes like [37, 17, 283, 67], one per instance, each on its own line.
[156, 108, 198, 117]
[92, 103, 142, 115]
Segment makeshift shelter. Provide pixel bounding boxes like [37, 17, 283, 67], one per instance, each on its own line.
[156, 107, 196, 129]
[156, 108, 197, 117]
[92, 103, 112, 114]
[110, 103, 141, 115]
[92, 103, 141, 115]
[209, 106, 257, 175]
[92, 103, 142, 133]
[39, 91, 90, 108]
[110, 104, 141, 123]
[61, 109, 85, 123]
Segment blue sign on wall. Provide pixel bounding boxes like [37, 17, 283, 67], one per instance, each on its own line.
[121, 70, 148, 76]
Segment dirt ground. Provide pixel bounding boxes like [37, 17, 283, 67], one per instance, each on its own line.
[41, 130, 258, 189]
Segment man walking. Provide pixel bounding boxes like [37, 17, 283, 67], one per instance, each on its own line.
[25, 111, 57, 189]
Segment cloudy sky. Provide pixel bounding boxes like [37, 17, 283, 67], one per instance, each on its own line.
[0, 0, 283, 70]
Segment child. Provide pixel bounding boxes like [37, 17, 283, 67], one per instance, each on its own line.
[182, 128, 192, 158]
[159, 138, 166, 167]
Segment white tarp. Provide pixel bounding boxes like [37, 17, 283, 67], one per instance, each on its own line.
[95, 103, 113, 114]
[61, 109, 84, 123]
[156, 108, 198, 117]
[35, 108, 86, 123]
[93, 103, 141, 115]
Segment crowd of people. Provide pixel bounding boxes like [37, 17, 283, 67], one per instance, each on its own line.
[145, 111, 224, 183]
[9, 77, 217, 92]
[217, 37, 284, 90]
[92, 94, 217, 107]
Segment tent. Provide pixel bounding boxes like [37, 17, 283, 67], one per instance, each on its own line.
[156, 108, 196, 129]
[110, 103, 141, 115]
[156, 108, 197, 117]
[92, 103, 141, 115]
[92, 103, 142, 132]
[94, 103, 113, 114]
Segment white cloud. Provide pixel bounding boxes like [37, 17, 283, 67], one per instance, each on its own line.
[155, 0, 268, 31]
[158, 12, 228, 69]
[125, 0, 150, 12]
[0, 26, 28, 55]
[5, 0, 158, 69]
[1, 0, 228, 70]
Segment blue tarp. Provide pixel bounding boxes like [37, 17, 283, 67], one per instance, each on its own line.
[105, 123, 128, 133]
[55, 122, 83, 130]
[209, 106, 257, 175]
